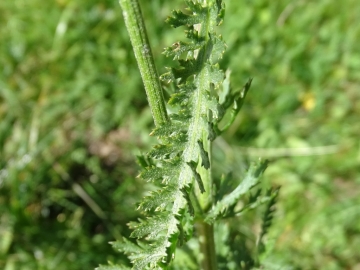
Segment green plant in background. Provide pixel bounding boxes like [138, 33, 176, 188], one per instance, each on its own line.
[98, 0, 278, 269]
[0, 1, 151, 269]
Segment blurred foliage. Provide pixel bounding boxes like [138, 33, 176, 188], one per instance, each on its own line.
[0, 0, 359, 269]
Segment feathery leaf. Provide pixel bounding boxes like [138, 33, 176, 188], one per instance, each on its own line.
[206, 160, 268, 223]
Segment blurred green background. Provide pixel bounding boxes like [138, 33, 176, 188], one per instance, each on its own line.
[1, 0, 359, 269]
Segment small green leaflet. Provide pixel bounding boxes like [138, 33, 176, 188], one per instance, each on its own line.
[187, 161, 205, 193]
[205, 160, 268, 223]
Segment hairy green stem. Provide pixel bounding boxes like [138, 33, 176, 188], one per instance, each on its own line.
[119, 0, 168, 126]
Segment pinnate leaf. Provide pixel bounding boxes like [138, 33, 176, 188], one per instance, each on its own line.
[206, 160, 268, 223]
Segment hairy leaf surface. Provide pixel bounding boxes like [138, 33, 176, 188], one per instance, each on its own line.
[115, 1, 228, 269]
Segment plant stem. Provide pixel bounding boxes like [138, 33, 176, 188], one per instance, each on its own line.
[197, 221, 217, 270]
[196, 135, 217, 270]
[119, 0, 168, 127]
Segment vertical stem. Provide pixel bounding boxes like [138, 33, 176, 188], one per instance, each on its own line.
[196, 135, 217, 270]
[197, 221, 217, 270]
[119, 0, 168, 127]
